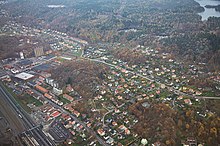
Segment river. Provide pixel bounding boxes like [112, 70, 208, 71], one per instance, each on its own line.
[194, 0, 220, 20]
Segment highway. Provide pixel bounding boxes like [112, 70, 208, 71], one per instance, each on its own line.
[0, 82, 56, 146]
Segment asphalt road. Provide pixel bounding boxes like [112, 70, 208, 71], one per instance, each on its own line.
[0, 82, 56, 146]
[36, 90, 111, 146]
[90, 59, 220, 100]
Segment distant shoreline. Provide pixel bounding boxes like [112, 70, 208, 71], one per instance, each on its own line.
[205, 4, 220, 12]
[47, 5, 65, 8]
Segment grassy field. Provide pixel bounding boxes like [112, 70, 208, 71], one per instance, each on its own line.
[4, 85, 43, 113]
[23, 94, 43, 107]
[201, 91, 216, 97]
[58, 95, 71, 104]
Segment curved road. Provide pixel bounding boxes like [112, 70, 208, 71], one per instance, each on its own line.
[90, 59, 220, 100]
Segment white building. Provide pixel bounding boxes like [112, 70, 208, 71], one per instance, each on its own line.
[20, 52, 24, 59]
[45, 78, 59, 88]
[53, 87, 63, 95]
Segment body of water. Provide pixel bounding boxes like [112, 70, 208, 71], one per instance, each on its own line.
[194, 0, 220, 20]
[47, 5, 65, 8]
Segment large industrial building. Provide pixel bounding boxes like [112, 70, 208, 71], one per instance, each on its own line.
[14, 72, 35, 81]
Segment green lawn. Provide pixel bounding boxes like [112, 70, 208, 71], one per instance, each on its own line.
[4, 85, 42, 113]
[3, 85, 31, 113]
[119, 135, 136, 145]
[201, 91, 216, 97]
[23, 94, 43, 107]
[159, 90, 170, 99]
[70, 135, 88, 146]
[57, 57, 67, 62]
[58, 96, 71, 104]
